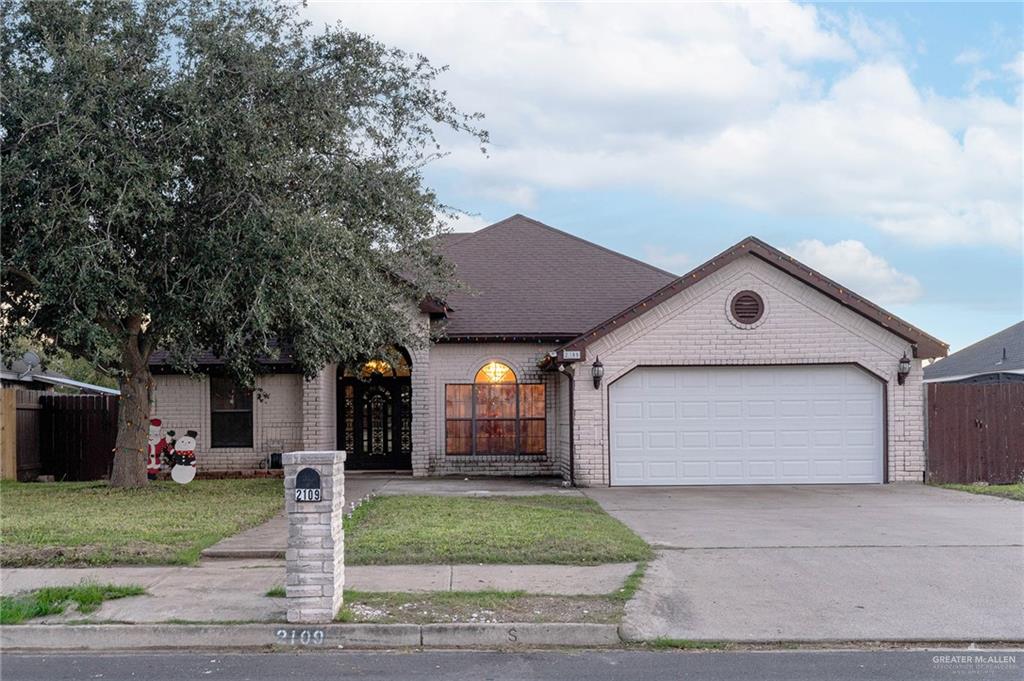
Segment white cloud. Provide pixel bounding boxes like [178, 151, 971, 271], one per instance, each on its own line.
[954, 49, 984, 65]
[443, 212, 490, 233]
[641, 246, 690, 274]
[306, 2, 1023, 250]
[478, 184, 538, 208]
[1005, 52, 1024, 78]
[846, 12, 906, 56]
[783, 239, 923, 305]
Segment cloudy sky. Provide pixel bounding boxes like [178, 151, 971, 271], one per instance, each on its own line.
[305, 1, 1022, 352]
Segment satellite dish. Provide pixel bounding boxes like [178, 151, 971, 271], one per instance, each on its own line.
[17, 351, 41, 379]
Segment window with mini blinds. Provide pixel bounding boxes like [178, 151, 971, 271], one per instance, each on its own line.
[445, 362, 546, 455]
[210, 376, 254, 448]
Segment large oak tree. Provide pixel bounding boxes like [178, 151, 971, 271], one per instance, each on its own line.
[1, 0, 486, 487]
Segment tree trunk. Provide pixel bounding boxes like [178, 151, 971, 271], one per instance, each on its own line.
[109, 335, 152, 488]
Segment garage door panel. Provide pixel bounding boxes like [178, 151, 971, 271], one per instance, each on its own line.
[680, 402, 709, 418]
[779, 400, 809, 417]
[714, 401, 742, 417]
[613, 401, 643, 419]
[647, 461, 678, 480]
[747, 401, 775, 417]
[714, 431, 743, 448]
[680, 431, 710, 448]
[647, 432, 677, 449]
[609, 365, 883, 486]
[614, 431, 644, 449]
[747, 460, 776, 478]
[646, 401, 675, 419]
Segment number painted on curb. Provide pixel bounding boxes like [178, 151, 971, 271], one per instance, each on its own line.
[507, 627, 518, 643]
[275, 629, 325, 646]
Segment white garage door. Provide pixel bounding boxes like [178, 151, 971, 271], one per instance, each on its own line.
[609, 365, 883, 486]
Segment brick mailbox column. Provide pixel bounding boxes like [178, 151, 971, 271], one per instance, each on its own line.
[283, 450, 345, 623]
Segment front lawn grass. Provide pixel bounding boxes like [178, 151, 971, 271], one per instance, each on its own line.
[344, 494, 652, 565]
[0, 584, 145, 624]
[0, 480, 283, 566]
[938, 483, 1024, 502]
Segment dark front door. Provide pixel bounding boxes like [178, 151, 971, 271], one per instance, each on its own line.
[338, 375, 412, 470]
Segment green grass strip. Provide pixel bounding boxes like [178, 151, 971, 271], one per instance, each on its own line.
[0, 584, 145, 625]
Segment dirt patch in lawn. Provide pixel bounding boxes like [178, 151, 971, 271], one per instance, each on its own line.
[339, 590, 622, 625]
[0, 542, 173, 568]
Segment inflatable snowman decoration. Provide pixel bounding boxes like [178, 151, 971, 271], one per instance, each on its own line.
[170, 429, 199, 484]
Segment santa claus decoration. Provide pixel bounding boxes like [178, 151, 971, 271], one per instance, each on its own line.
[170, 430, 199, 484]
[146, 419, 171, 480]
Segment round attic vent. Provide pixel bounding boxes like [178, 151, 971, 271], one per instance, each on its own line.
[730, 290, 764, 325]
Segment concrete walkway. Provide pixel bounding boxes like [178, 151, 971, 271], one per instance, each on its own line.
[201, 475, 572, 559]
[0, 560, 636, 623]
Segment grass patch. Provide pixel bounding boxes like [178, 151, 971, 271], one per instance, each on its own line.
[265, 586, 286, 598]
[609, 562, 647, 603]
[344, 495, 652, 565]
[336, 589, 620, 625]
[938, 483, 1024, 502]
[646, 638, 730, 650]
[0, 584, 145, 625]
[0, 480, 283, 566]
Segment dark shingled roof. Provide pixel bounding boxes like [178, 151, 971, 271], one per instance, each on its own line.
[924, 320, 1024, 381]
[434, 214, 676, 339]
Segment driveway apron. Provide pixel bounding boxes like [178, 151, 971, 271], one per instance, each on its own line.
[584, 484, 1024, 641]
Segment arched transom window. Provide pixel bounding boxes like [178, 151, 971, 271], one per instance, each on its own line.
[475, 361, 516, 384]
[445, 361, 545, 456]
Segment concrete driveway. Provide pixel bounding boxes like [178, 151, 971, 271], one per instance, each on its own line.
[583, 484, 1024, 641]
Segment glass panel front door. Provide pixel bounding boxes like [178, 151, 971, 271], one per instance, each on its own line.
[338, 373, 412, 470]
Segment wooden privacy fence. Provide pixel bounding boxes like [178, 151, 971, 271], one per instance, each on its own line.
[927, 382, 1024, 484]
[16, 390, 45, 481]
[0, 388, 119, 482]
[39, 393, 119, 481]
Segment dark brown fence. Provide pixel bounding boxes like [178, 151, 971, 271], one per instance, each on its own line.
[15, 390, 46, 481]
[39, 394, 119, 481]
[927, 382, 1024, 484]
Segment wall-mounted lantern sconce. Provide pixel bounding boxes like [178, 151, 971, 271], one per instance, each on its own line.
[591, 357, 604, 389]
[897, 352, 911, 386]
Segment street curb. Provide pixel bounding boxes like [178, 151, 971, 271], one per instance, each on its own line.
[0, 623, 621, 651]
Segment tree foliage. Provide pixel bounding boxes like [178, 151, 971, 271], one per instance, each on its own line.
[1, 0, 486, 485]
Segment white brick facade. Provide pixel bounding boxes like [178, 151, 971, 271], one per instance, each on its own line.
[569, 255, 925, 486]
[416, 341, 567, 477]
[151, 255, 928, 484]
[151, 372, 303, 471]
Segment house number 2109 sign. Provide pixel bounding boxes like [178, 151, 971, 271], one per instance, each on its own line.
[294, 468, 322, 503]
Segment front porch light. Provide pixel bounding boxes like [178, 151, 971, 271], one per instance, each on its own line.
[897, 352, 911, 386]
[591, 357, 604, 389]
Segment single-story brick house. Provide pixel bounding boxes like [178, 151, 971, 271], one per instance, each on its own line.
[150, 214, 947, 486]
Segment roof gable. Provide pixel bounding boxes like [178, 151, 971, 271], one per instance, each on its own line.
[924, 320, 1023, 380]
[556, 236, 947, 359]
[435, 214, 676, 339]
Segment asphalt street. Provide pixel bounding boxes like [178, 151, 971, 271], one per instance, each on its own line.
[2, 649, 1021, 681]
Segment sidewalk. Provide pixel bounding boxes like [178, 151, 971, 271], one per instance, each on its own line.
[0, 560, 637, 623]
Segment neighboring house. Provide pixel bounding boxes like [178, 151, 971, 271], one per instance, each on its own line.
[149, 214, 947, 486]
[923, 321, 1023, 384]
[1, 358, 120, 395]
